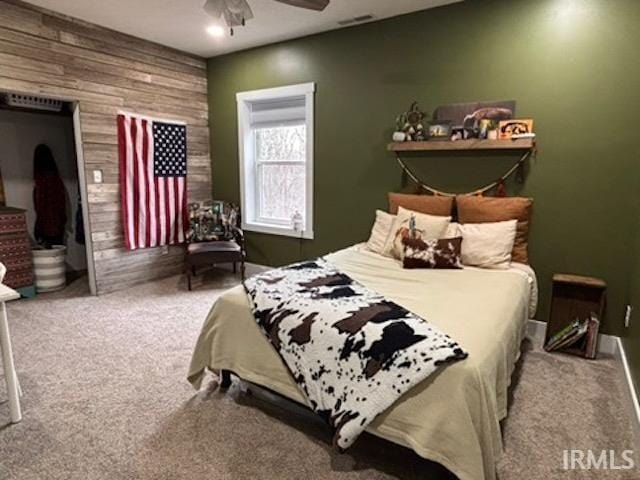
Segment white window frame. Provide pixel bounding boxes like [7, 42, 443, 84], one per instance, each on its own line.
[253, 122, 306, 226]
[237, 83, 315, 239]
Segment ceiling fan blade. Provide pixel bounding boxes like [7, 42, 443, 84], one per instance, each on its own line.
[273, 0, 330, 12]
[203, 0, 225, 18]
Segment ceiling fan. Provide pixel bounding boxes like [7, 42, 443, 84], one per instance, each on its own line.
[203, 0, 330, 35]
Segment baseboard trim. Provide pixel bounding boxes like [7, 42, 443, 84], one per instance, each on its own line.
[245, 262, 271, 276]
[616, 337, 640, 429]
[527, 319, 640, 428]
[526, 319, 546, 346]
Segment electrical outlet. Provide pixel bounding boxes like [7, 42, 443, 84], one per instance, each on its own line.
[624, 305, 633, 328]
[161, 245, 169, 255]
[93, 169, 103, 184]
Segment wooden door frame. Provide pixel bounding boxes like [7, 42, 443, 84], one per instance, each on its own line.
[71, 102, 97, 295]
[0, 90, 98, 295]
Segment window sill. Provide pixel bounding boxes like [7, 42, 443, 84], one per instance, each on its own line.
[242, 221, 314, 240]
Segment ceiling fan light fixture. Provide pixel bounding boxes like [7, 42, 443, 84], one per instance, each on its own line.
[203, 0, 331, 38]
[206, 24, 226, 37]
[203, 0, 253, 27]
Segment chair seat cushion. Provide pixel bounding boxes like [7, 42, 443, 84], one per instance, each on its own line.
[188, 241, 240, 254]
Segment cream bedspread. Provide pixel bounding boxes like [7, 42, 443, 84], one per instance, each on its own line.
[188, 245, 537, 480]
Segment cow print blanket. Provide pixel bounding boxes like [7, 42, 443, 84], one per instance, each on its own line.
[244, 258, 468, 450]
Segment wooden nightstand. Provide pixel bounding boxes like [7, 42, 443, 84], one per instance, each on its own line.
[545, 274, 606, 358]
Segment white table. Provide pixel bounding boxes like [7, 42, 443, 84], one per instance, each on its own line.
[0, 283, 21, 423]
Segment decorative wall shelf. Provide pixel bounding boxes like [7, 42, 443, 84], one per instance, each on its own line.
[387, 138, 535, 152]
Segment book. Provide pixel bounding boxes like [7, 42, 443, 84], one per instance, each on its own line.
[584, 312, 600, 359]
[545, 319, 578, 351]
[551, 321, 589, 351]
[545, 318, 580, 351]
[545, 318, 589, 352]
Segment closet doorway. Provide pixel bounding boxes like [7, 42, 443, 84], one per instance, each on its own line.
[0, 92, 97, 296]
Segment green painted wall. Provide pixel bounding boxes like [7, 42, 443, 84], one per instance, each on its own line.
[207, 0, 640, 337]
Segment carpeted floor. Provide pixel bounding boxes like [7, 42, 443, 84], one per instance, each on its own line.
[0, 271, 638, 479]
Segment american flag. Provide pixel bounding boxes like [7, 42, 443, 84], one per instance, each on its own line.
[117, 114, 188, 250]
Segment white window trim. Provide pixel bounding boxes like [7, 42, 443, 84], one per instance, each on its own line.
[237, 82, 315, 240]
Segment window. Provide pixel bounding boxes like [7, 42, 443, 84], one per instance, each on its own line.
[237, 83, 314, 239]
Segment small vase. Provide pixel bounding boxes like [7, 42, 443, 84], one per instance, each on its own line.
[392, 131, 406, 142]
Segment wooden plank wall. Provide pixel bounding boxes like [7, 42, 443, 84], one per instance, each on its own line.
[0, 0, 212, 293]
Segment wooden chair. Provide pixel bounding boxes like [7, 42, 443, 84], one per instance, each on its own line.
[185, 202, 246, 291]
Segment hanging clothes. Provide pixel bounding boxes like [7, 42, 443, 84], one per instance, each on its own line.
[33, 144, 67, 247]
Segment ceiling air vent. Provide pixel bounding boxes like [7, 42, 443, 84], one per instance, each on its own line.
[337, 14, 374, 26]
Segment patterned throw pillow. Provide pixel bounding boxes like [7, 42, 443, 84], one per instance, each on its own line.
[384, 207, 451, 259]
[402, 236, 463, 269]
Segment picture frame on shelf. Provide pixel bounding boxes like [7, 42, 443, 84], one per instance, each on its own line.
[498, 119, 534, 139]
[451, 127, 465, 141]
[428, 122, 451, 141]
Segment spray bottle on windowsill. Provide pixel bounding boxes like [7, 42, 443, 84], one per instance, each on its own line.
[291, 211, 303, 233]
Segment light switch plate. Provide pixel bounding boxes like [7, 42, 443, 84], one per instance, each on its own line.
[93, 169, 103, 184]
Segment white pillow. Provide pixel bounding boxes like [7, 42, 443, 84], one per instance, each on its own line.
[366, 210, 395, 255]
[459, 220, 518, 269]
[444, 222, 460, 238]
[384, 207, 451, 259]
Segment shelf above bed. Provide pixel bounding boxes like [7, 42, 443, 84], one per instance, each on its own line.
[387, 138, 535, 152]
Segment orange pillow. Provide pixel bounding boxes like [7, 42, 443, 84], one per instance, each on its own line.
[388, 193, 454, 217]
[456, 196, 533, 264]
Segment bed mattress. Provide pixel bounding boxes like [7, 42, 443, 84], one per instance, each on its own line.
[189, 245, 537, 480]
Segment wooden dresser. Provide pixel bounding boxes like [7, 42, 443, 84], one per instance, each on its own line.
[0, 207, 33, 290]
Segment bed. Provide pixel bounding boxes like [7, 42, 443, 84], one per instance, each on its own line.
[188, 244, 537, 480]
